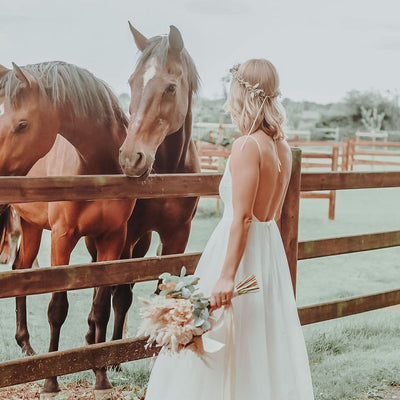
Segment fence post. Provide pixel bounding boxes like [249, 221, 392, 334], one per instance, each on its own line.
[280, 148, 301, 298]
[342, 138, 349, 171]
[329, 146, 339, 220]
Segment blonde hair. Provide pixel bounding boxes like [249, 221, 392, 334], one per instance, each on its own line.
[228, 59, 286, 141]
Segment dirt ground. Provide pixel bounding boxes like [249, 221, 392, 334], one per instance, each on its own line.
[360, 386, 400, 400]
[0, 382, 398, 400]
[0, 382, 145, 400]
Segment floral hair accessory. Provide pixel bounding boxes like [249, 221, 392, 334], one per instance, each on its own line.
[230, 63, 280, 100]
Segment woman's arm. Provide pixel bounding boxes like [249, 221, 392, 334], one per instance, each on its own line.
[210, 138, 260, 310]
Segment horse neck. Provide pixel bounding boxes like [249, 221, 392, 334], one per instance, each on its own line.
[154, 108, 193, 173]
[59, 116, 126, 174]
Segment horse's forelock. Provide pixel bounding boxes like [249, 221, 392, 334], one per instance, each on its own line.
[136, 35, 200, 95]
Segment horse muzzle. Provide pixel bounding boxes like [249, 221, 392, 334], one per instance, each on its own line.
[119, 150, 154, 179]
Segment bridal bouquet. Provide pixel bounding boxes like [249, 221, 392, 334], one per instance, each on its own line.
[138, 267, 259, 355]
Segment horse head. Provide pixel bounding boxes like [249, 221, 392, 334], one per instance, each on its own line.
[119, 23, 198, 178]
[0, 63, 59, 175]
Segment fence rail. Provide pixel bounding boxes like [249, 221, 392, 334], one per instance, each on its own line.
[1, 171, 400, 204]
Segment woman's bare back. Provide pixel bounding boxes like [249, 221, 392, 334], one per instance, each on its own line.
[237, 131, 292, 222]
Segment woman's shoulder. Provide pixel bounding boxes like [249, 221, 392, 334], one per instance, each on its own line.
[231, 135, 261, 158]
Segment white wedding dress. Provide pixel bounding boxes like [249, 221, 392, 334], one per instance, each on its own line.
[145, 138, 314, 400]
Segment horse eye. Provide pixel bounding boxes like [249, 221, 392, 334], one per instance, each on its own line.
[15, 121, 28, 133]
[165, 84, 176, 94]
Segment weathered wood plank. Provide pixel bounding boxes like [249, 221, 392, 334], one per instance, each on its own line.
[299, 289, 400, 325]
[0, 254, 200, 299]
[0, 174, 222, 204]
[301, 192, 330, 199]
[289, 141, 346, 147]
[0, 337, 159, 388]
[281, 148, 301, 297]
[302, 163, 333, 169]
[302, 153, 333, 159]
[353, 140, 400, 148]
[301, 171, 400, 191]
[355, 150, 400, 156]
[298, 231, 400, 259]
[352, 159, 400, 166]
[1, 171, 399, 203]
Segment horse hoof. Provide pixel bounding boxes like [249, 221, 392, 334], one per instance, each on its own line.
[22, 345, 36, 356]
[40, 392, 62, 400]
[108, 363, 122, 372]
[93, 388, 115, 400]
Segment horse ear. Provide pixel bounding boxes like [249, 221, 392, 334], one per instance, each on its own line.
[168, 25, 184, 54]
[128, 21, 149, 52]
[12, 62, 35, 89]
[0, 64, 10, 80]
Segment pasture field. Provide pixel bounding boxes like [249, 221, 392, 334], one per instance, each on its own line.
[0, 183, 400, 399]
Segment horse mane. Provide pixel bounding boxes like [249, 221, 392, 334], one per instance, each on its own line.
[0, 61, 128, 128]
[133, 35, 200, 95]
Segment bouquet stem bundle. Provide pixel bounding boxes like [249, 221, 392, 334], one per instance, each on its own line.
[234, 274, 259, 297]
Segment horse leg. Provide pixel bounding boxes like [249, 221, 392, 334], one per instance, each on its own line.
[42, 229, 79, 395]
[111, 232, 151, 342]
[13, 219, 42, 356]
[85, 235, 97, 262]
[159, 222, 191, 255]
[91, 228, 126, 392]
[84, 236, 98, 346]
[9, 211, 21, 267]
[0, 233, 11, 263]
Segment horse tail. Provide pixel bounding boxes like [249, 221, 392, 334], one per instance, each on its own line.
[0, 205, 11, 255]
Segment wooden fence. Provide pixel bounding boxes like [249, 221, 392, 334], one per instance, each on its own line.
[288, 141, 349, 220]
[348, 138, 400, 169]
[0, 148, 400, 389]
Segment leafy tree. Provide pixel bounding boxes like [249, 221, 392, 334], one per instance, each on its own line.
[343, 90, 400, 131]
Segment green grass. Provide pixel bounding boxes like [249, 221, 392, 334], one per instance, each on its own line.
[305, 311, 400, 400]
[0, 188, 400, 399]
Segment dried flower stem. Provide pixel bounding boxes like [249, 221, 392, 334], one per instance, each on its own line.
[234, 274, 260, 297]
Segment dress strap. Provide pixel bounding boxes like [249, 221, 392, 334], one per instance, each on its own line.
[247, 135, 262, 157]
[240, 133, 281, 172]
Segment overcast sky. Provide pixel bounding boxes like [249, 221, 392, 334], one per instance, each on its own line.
[1, 0, 399, 103]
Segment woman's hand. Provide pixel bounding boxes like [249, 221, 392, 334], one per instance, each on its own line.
[210, 276, 235, 311]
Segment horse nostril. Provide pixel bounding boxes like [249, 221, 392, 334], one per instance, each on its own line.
[119, 148, 122, 154]
[136, 152, 144, 164]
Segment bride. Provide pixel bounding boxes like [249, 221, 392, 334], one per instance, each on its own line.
[145, 59, 315, 400]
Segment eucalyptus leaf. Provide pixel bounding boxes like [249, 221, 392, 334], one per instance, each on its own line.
[194, 318, 205, 327]
[202, 320, 211, 331]
[159, 272, 171, 281]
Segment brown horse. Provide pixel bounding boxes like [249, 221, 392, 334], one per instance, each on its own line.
[0, 62, 135, 396]
[104, 23, 200, 342]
